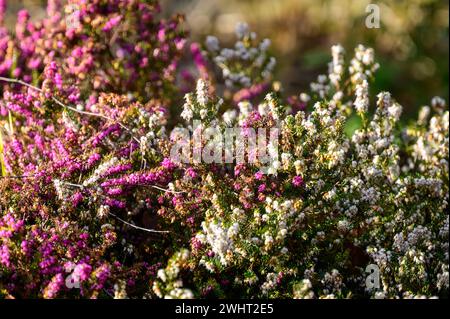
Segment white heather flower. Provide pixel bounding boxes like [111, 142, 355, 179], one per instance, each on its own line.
[264, 232, 274, 247]
[281, 152, 292, 167]
[196, 79, 209, 107]
[165, 288, 194, 299]
[337, 219, 349, 232]
[388, 103, 402, 121]
[148, 110, 166, 130]
[180, 104, 193, 122]
[205, 36, 220, 52]
[238, 101, 253, 116]
[223, 109, 237, 125]
[436, 265, 449, 291]
[279, 228, 288, 237]
[227, 223, 240, 239]
[265, 57, 277, 72]
[377, 91, 391, 109]
[299, 93, 310, 103]
[157, 269, 167, 282]
[354, 80, 369, 114]
[220, 48, 234, 59]
[97, 205, 110, 219]
[431, 96, 446, 109]
[202, 220, 235, 266]
[418, 106, 431, 125]
[199, 109, 208, 120]
[260, 38, 271, 51]
[293, 279, 315, 299]
[318, 74, 327, 84]
[272, 160, 281, 170]
[332, 91, 344, 101]
[83, 157, 118, 187]
[349, 45, 378, 83]
[53, 179, 64, 200]
[329, 44, 345, 86]
[235, 22, 250, 39]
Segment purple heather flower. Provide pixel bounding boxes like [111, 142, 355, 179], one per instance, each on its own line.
[161, 158, 176, 170]
[103, 15, 122, 32]
[70, 263, 93, 287]
[233, 82, 269, 103]
[185, 167, 197, 179]
[254, 171, 264, 180]
[0, 244, 10, 267]
[190, 42, 209, 79]
[292, 175, 304, 187]
[44, 273, 64, 299]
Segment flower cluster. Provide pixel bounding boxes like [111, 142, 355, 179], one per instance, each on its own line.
[0, 0, 448, 299]
[205, 22, 275, 89]
[0, 0, 186, 102]
[197, 22, 276, 104]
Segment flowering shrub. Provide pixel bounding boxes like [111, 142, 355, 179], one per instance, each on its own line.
[0, 0, 186, 101]
[0, 1, 448, 299]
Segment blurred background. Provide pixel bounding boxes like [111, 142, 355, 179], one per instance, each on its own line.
[4, 0, 449, 118]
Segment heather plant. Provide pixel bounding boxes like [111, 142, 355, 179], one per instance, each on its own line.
[202, 22, 275, 102]
[0, 0, 186, 102]
[0, 0, 448, 300]
[186, 22, 277, 108]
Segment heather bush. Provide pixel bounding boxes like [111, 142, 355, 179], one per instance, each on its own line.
[0, 0, 186, 101]
[0, 0, 448, 299]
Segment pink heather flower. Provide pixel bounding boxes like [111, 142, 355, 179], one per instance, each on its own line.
[72, 192, 84, 206]
[103, 163, 132, 177]
[0, 244, 11, 267]
[104, 199, 126, 209]
[43, 273, 64, 299]
[157, 27, 166, 42]
[21, 240, 30, 256]
[174, 37, 186, 51]
[191, 237, 203, 250]
[17, 9, 30, 24]
[102, 15, 122, 32]
[190, 42, 209, 79]
[28, 58, 41, 70]
[72, 263, 92, 282]
[46, 0, 61, 17]
[234, 164, 245, 176]
[92, 264, 111, 290]
[87, 153, 101, 167]
[106, 186, 124, 196]
[161, 158, 176, 170]
[292, 175, 304, 187]
[12, 67, 21, 78]
[185, 167, 197, 179]
[254, 171, 264, 180]
[233, 82, 269, 103]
